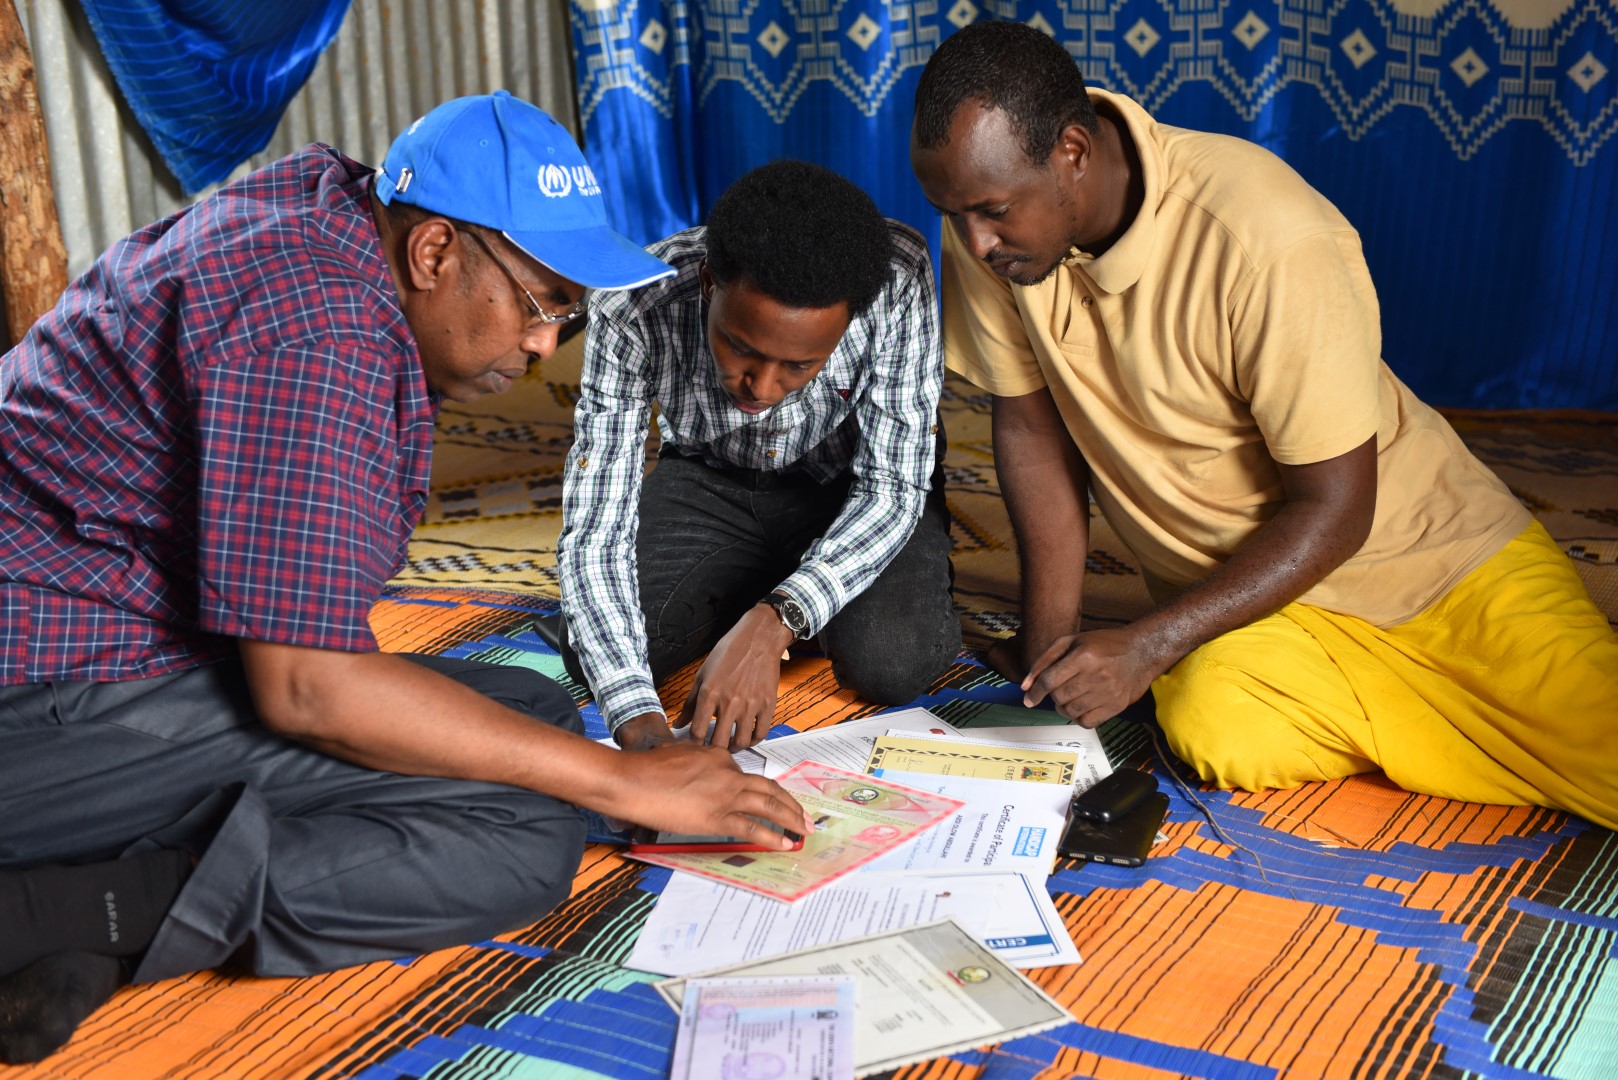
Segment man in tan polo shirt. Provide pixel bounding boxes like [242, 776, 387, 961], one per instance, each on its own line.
[910, 20, 1617, 829]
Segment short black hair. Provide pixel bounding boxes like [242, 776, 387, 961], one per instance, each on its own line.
[374, 186, 491, 269]
[913, 21, 1098, 164]
[705, 160, 892, 316]
[377, 189, 456, 235]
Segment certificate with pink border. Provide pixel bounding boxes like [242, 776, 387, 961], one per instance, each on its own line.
[627, 761, 965, 902]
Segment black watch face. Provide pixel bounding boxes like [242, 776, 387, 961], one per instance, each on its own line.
[777, 598, 809, 633]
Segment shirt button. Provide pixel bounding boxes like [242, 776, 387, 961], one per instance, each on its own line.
[931, 423, 939, 433]
[765, 449, 778, 459]
[577, 456, 589, 469]
[1080, 295, 1094, 308]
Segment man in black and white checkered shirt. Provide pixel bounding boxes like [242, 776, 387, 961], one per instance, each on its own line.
[554, 160, 960, 751]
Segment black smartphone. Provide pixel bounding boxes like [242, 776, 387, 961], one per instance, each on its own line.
[1058, 790, 1169, 867]
[1070, 769, 1158, 823]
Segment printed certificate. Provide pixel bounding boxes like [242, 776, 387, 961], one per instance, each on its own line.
[857, 771, 1071, 877]
[656, 919, 1072, 1077]
[669, 975, 855, 1080]
[866, 733, 1081, 786]
[756, 707, 960, 775]
[628, 762, 964, 902]
[953, 722, 1114, 790]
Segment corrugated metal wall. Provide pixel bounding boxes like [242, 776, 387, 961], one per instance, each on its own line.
[19, 0, 579, 276]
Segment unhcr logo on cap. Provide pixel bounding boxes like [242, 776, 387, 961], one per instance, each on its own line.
[537, 163, 601, 198]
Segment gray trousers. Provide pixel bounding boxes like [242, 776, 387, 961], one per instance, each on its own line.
[0, 654, 586, 982]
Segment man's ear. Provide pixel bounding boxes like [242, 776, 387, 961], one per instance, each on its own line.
[698, 258, 715, 301]
[1052, 122, 1094, 184]
[402, 218, 461, 292]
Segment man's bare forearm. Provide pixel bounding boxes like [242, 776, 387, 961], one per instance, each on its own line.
[1117, 434, 1379, 674]
[1019, 435, 1382, 724]
[993, 389, 1091, 665]
[236, 642, 810, 842]
[243, 645, 626, 807]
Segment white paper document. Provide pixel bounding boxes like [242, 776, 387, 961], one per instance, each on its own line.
[955, 724, 1114, 790]
[656, 919, 1072, 1077]
[756, 707, 960, 775]
[859, 769, 1070, 877]
[669, 975, 855, 1080]
[733, 747, 769, 775]
[628, 869, 1081, 975]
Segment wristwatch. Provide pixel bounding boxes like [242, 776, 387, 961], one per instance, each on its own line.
[763, 592, 811, 638]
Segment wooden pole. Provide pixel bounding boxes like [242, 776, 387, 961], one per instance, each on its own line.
[0, 0, 69, 353]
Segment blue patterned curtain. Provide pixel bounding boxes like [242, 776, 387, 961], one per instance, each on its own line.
[570, 1, 1618, 410]
[77, 0, 354, 195]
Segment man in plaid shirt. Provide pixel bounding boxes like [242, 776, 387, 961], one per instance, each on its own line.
[555, 161, 960, 752]
[0, 94, 808, 1064]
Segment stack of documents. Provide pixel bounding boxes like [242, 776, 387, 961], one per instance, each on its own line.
[747, 706, 963, 774]
[632, 707, 1113, 1077]
[859, 731, 1085, 877]
[663, 920, 1072, 1079]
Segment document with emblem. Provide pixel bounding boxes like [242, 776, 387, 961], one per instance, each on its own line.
[865, 732, 1081, 786]
[954, 723, 1114, 790]
[755, 707, 961, 776]
[855, 771, 1071, 876]
[655, 919, 1072, 1077]
[669, 975, 855, 1080]
[627, 762, 964, 902]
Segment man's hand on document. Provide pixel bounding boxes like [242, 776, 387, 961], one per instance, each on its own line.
[678, 604, 795, 750]
[605, 741, 813, 849]
[615, 712, 677, 751]
[1021, 627, 1165, 729]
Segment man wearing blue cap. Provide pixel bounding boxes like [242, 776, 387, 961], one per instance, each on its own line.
[0, 92, 810, 1064]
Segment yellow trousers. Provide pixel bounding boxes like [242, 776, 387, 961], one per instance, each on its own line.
[1154, 521, 1618, 831]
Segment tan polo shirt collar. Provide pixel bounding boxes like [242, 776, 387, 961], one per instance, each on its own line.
[1066, 89, 1163, 295]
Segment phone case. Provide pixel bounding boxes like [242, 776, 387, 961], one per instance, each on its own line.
[1070, 769, 1157, 823]
[1057, 791, 1169, 867]
[628, 839, 799, 854]
[627, 828, 804, 855]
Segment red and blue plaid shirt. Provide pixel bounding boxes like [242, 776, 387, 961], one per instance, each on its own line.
[0, 144, 435, 684]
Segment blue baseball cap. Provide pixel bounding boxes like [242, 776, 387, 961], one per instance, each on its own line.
[375, 91, 673, 290]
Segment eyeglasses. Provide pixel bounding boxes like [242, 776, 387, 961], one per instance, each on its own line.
[460, 228, 586, 326]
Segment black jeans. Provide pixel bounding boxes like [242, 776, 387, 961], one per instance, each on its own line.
[0, 655, 586, 982]
[564, 437, 961, 706]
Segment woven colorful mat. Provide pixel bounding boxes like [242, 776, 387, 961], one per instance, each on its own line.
[13, 340, 1615, 1079]
[18, 586, 1614, 1079]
